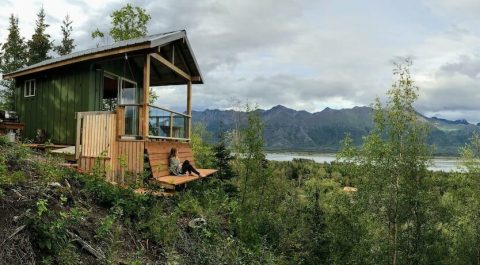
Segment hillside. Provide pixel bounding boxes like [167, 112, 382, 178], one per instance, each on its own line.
[193, 105, 480, 155]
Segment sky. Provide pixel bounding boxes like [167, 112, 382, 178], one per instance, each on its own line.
[1, 0, 480, 122]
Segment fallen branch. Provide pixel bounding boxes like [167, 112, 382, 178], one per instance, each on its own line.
[0, 225, 26, 247]
[8, 225, 26, 240]
[67, 231, 106, 261]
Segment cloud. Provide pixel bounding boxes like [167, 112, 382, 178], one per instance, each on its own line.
[1, 0, 480, 123]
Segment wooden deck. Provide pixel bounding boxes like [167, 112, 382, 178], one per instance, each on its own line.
[153, 169, 218, 189]
[146, 141, 217, 189]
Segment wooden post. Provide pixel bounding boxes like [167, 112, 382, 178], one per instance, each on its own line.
[187, 80, 192, 139]
[142, 54, 151, 139]
[169, 113, 173, 137]
[116, 106, 125, 138]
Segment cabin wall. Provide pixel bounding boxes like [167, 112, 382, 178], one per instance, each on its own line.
[14, 56, 145, 145]
[15, 63, 94, 145]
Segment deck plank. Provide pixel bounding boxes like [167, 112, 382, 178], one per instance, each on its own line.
[146, 142, 217, 189]
[153, 169, 218, 186]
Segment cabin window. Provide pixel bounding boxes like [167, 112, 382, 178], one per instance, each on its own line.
[102, 74, 118, 111]
[24, 79, 36, 97]
[120, 79, 139, 136]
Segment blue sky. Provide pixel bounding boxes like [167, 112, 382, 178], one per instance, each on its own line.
[1, 0, 480, 122]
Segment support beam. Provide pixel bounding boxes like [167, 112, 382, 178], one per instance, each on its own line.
[142, 54, 151, 139]
[187, 80, 192, 139]
[150, 53, 191, 81]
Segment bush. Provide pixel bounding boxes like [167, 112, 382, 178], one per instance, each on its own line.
[77, 173, 152, 220]
[27, 198, 85, 254]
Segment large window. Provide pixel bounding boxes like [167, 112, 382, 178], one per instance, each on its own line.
[24, 79, 36, 97]
[120, 79, 139, 136]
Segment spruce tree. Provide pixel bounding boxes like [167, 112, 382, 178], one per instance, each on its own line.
[213, 131, 235, 180]
[0, 14, 27, 109]
[27, 7, 52, 65]
[53, 15, 75, 56]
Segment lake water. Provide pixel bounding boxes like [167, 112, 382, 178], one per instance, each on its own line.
[265, 152, 462, 172]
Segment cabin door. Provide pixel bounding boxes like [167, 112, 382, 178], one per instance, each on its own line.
[120, 79, 139, 135]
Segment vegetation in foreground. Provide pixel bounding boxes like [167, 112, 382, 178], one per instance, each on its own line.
[0, 57, 478, 264]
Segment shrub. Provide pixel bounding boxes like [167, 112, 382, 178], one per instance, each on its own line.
[27, 199, 84, 253]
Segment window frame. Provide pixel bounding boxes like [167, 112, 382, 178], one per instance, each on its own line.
[24, 79, 36, 97]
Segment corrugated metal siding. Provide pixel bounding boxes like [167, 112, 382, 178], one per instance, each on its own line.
[16, 65, 93, 145]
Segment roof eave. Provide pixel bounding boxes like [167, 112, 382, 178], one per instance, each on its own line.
[150, 31, 204, 84]
[3, 30, 204, 85]
[3, 42, 151, 79]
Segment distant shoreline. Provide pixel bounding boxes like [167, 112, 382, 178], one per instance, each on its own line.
[264, 149, 461, 158]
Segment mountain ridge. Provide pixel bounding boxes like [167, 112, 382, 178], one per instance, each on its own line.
[192, 105, 479, 155]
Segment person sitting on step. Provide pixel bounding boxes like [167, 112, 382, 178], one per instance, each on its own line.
[168, 147, 202, 177]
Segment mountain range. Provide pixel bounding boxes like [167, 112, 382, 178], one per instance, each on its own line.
[192, 105, 480, 155]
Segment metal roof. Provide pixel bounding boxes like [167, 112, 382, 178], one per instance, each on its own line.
[4, 30, 203, 83]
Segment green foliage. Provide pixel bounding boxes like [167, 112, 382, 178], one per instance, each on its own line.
[109, 3, 151, 42]
[337, 59, 436, 264]
[36, 156, 68, 183]
[55, 243, 81, 265]
[213, 132, 236, 180]
[91, 28, 106, 47]
[77, 173, 152, 219]
[0, 14, 27, 108]
[27, 7, 52, 65]
[142, 201, 179, 245]
[28, 198, 85, 253]
[53, 15, 75, 56]
[36, 198, 48, 216]
[191, 123, 214, 168]
[95, 206, 124, 265]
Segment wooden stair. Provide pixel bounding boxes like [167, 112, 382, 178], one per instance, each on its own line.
[146, 141, 217, 190]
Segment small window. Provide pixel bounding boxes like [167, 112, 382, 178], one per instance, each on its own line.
[24, 79, 36, 97]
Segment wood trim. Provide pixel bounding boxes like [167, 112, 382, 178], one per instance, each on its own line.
[147, 135, 191, 141]
[187, 80, 192, 138]
[4, 43, 151, 79]
[143, 54, 150, 138]
[116, 106, 125, 138]
[147, 104, 191, 118]
[150, 53, 191, 81]
[75, 113, 82, 159]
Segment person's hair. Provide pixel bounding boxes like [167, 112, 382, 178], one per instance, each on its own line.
[169, 147, 178, 159]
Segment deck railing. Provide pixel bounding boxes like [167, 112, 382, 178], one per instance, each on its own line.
[148, 104, 190, 140]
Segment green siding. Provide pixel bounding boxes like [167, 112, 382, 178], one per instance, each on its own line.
[15, 64, 95, 145]
[14, 57, 145, 145]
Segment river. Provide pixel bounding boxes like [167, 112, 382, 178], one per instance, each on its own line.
[265, 152, 462, 172]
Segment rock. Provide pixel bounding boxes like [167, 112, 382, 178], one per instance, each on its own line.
[188, 218, 207, 229]
[48, 182, 62, 188]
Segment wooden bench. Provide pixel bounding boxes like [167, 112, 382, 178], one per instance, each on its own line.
[146, 141, 217, 190]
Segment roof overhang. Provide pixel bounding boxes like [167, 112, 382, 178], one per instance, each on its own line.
[3, 30, 203, 84]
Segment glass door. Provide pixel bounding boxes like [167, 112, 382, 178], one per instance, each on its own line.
[120, 79, 139, 136]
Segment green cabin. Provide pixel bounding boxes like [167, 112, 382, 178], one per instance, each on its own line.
[4, 30, 202, 145]
[3, 30, 217, 188]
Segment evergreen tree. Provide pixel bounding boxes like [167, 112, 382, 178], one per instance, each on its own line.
[0, 14, 27, 109]
[213, 131, 235, 180]
[53, 15, 75, 56]
[27, 7, 52, 65]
